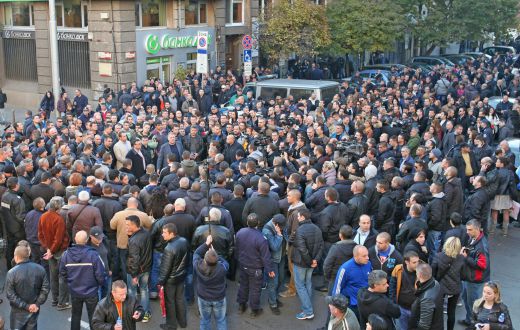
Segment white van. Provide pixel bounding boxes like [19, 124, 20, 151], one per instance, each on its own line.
[243, 79, 340, 104]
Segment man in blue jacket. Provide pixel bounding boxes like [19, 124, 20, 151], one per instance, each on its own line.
[236, 213, 273, 318]
[60, 230, 106, 330]
[332, 245, 372, 320]
[193, 235, 229, 330]
[262, 214, 287, 315]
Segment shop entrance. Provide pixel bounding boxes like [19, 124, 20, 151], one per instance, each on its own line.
[146, 56, 171, 82]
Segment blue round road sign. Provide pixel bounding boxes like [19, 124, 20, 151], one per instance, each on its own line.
[198, 37, 207, 48]
[242, 35, 252, 50]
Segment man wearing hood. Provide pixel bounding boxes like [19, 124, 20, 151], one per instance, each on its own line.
[425, 182, 447, 261]
[357, 270, 401, 330]
[60, 230, 106, 330]
[180, 151, 198, 178]
[193, 235, 229, 330]
[184, 182, 207, 218]
[368, 232, 403, 277]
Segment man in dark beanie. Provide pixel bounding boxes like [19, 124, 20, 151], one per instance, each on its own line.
[236, 213, 273, 317]
[193, 235, 229, 330]
[262, 214, 287, 315]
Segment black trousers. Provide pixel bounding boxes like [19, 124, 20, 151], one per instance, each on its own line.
[71, 295, 98, 330]
[237, 266, 263, 310]
[10, 309, 38, 330]
[164, 282, 187, 329]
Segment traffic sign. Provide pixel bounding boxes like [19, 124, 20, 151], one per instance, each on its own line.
[196, 31, 208, 74]
[242, 35, 253, 50]
[243, 49, 252, 63]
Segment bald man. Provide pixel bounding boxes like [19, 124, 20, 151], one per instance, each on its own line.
[60, 231, 106, 330]
[332, 245, 372, 319]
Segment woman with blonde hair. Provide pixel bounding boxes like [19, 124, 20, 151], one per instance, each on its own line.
[431, 236, 466, 330]
[468, 282, 512, 330]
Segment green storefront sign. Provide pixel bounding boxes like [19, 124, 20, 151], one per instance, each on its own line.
[145, 33, 212, 55]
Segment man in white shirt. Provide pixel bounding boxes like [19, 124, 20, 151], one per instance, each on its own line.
[354, 215, 376, 249]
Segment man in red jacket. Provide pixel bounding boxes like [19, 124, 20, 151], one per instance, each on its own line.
[38, 196, 71, 310]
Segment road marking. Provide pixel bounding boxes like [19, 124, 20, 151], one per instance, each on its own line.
[67, 317, 90, 329]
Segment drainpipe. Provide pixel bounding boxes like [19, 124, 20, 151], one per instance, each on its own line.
[49, 0, 61, 105]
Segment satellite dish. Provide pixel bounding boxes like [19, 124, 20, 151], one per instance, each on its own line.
[421, 5, 428, 19]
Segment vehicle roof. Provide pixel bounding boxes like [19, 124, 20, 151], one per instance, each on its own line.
[255, 79, 339, 88]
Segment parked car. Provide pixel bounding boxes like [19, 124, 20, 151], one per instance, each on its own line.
[488, 96, 517, 110]
[411, 56, 455, 67]
[442, 54, 474, 65]
[505, 137, 520, 168]
[482, 45, 517, 57]
[463, 52, 492, 61]
[344, 69, 391, 85]
[242, 79, 340, 104]
[407, 62, 434, 74]
[362, 64, 408, 73]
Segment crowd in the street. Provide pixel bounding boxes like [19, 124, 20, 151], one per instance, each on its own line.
[1, 52, 519, 330]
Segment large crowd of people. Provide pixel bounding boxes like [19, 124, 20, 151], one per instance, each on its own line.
[0, 53, 518, 330]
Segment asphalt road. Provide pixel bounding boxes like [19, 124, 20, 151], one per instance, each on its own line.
[0, 105, 519, 329]
[0, 227, 518, 330]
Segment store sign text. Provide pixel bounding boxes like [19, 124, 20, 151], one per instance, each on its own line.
[2, 30, 34, 39]
[145, 34, 212, 55]
[57, 32, 88, 42]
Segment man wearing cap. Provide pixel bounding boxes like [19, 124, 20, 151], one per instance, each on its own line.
[88, 226, 111, 299]
[325, 294, 360, 330]
[67, 191, 103, 239]
[428, 148, 443, 182]
[262, 214, 287, 315]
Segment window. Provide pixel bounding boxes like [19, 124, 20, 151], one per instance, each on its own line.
[3, 3, 34, 26]
[185, 0, 207, 25]
[226, 0, 244, 24]
[55, 0, 88, 28]
[289, 88, 314, 101]
[259, 87, 287, 99]
[136, 0, 166, 27]
[186, 52, 197, 70]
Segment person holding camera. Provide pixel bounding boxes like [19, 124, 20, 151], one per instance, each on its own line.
[467, 281, 512, 330]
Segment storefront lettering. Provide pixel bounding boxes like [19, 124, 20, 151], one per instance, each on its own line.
[2, 30, 34, 39]
[145, 34, 212, 55]
[57, 32, 88, 42]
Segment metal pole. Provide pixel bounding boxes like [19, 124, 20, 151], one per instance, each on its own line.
[49, 0, 61, 108]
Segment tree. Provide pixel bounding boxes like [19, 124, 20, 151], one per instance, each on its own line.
[259, 0, 331, 63]
[327, 0, 405, 55]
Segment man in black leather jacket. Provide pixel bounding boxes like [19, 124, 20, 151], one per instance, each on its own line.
[1, 177, 26, 270]
[409, 263, 443, 330]
[158, 223, 190, 330]
[6, 245, 49, 330]
[345, 181, 368, 227]
[125, 215, 153, 322]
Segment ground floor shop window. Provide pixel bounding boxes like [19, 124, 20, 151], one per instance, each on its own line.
[146, 56, 171, 83]
[3, 38, 37, 82]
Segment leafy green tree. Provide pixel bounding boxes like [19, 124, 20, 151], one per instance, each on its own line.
[327, 0, 405, 55]
[259, 0, 331, 63]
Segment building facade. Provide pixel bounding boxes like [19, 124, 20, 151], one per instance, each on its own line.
[0, 0, 258, 108]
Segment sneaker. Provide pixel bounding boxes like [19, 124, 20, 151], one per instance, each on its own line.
[250, 308, 263, 318]
[56, 303, 72, 311]
[279, 290, 296, 298]
[296, 312, 314, 320]
[142, 312, 151, 323]
[270, 305, 281, 315]
[238, 303, 247, 314]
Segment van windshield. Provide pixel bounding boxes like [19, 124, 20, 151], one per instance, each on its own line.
[289, 88, 314, 101]
[321, 86, 339, 104]
[259, 87, 287, 99]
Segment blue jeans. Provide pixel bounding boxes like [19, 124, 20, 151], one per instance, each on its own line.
[462, 281, 484, 322]
[127, 272, 150, 313]
[198, 297, 227, 330]
[98, 274, 112, 300]
[149, 251, 162, 294]
[267, 261, 282, 306]
[293, 264, 314, 315]
[185, 254, 194, 303]
[398, 306, 411, 330]
[427, 230, 443, 263]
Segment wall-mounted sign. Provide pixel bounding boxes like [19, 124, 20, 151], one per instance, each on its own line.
[57, 31, 88, 42]
[125, 51, 136, 59]
[98, 52, 112, 60]
[196, 31, 208, 75]
[146, 57, 170, 65]
[145, 33, 212, 55]
[1, 30, 35, 39]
